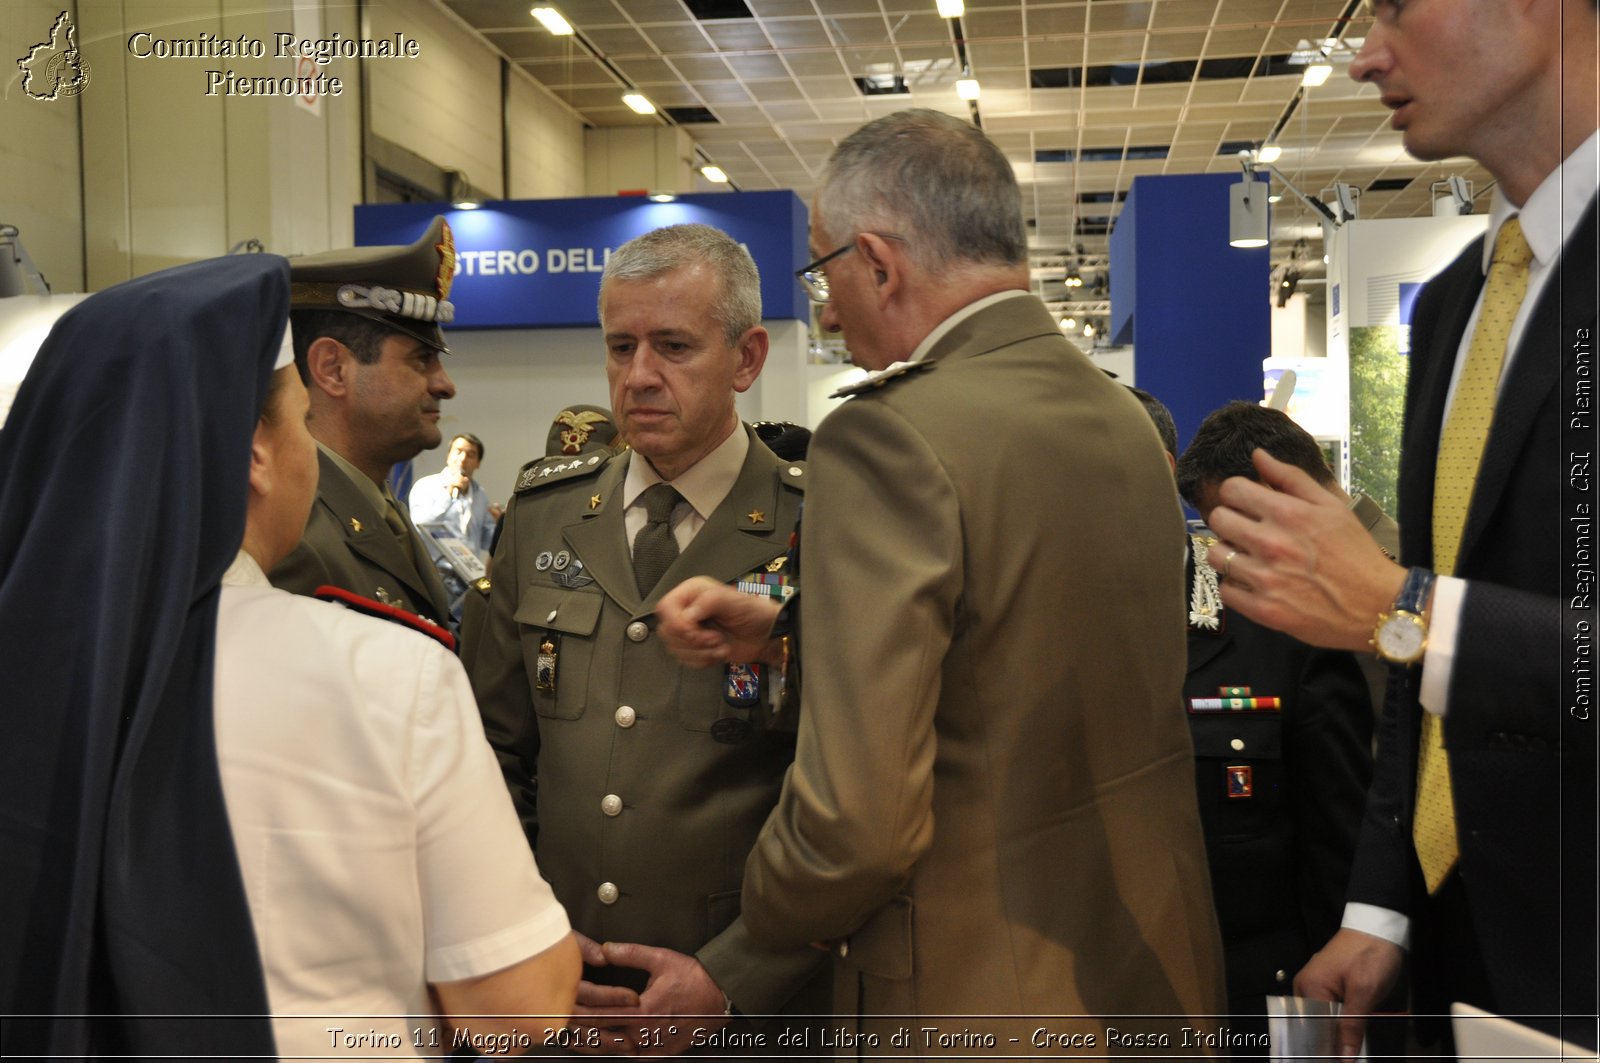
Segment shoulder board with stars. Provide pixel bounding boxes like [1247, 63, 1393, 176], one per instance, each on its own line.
[312, 585, 457, 652]
[828, 359, 936, 399]
[514, 452, 610, 494]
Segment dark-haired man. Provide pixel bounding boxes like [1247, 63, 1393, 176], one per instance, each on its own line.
[1131, 390, 1374, 1049]
[270, 217, 457, 629]
[1178, 401, 1397, 560]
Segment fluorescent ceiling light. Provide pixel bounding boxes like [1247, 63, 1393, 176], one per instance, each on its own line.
[1257, 145, 1283, 164]
[936, 0, 964, 16]
[700, 165, 729, 183]
[648, 192, 676, 203]
[955, 77, 980, 100]
[1301, 62, 1333, 87]
[622, 93, 656, 114]
[530, 7, 573, 34]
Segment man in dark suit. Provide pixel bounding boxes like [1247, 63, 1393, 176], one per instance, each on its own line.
[1204, 0, 1597, 1053]
[269, 216, 456, 629]
[1130, 390, 1374, 1050]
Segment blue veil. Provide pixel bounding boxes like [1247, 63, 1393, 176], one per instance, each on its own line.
[0, 255, 288, 1058]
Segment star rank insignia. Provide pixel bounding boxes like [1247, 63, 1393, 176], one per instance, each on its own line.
[590, 494, 602, 510]
[747, 510, 766, 525]
[349, 517, 363, 533]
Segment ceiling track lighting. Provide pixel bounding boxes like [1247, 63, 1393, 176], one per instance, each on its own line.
[1229, 149, 1340, 249]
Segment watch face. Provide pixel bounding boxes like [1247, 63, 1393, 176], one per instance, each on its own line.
[1378, 613, 1427, 662]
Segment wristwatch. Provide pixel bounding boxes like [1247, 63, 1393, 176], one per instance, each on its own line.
[1371, 566, 1435, 665]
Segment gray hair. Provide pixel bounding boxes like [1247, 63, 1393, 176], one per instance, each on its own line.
[817, 109, 1027, 272]
[600, 223, 762, 346]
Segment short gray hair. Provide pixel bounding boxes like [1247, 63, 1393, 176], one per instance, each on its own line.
[600, 223, 762, 346]
[817, 109, 1027, 272]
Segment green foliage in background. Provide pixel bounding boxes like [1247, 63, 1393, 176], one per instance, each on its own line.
[1349, 325, 1407, 515]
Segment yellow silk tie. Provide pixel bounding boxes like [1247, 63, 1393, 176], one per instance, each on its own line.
[1415, 218, 1535, 893]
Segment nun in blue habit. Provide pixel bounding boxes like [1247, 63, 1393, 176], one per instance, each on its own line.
[0, 255, 286, 1059]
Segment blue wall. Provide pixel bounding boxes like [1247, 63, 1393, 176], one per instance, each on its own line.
[355, 190, 810, 329]
[1110, 173, 1270, 453]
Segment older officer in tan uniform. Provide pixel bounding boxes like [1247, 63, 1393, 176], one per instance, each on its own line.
[660, 111, 1223, 1052]
[269, 217, 456, 629]
[470, 224, 822, 1055]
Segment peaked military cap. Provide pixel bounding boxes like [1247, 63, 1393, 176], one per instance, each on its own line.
[288, 215, 456, 354]
[545, 404, 622, 457]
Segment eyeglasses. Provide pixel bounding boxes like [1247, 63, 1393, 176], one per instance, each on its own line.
[794, 242, 854, 304]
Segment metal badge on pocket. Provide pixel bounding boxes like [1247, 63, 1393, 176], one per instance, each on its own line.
[536, 635, 559, 693]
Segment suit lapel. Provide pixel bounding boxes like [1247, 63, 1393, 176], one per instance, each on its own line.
[561, 456, 636, 608]
[1459, 201, 1598, 565]
[647, 434, 790, 612]
[1398, 240, 1487, 568]
[317, 451, 446, 615]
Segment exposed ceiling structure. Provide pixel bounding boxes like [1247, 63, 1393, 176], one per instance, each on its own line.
[443, 0, 1491, 327]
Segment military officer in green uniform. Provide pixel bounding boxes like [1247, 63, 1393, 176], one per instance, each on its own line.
[269, 217, 457, 630]
[469, 224, 823, 1055]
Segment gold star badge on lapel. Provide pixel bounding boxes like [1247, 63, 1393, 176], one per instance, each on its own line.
[349, 517, 363, 533]
[589, 494, 602, 510]
[747, 510, 765, 525]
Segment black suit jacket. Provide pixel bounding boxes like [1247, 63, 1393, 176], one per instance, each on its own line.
[1184, 553, 1373, 1019]
[1346, 201, 1598, 1025]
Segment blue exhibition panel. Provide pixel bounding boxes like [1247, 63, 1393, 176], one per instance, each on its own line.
[1110, 173, 1270, 453]
[354, 190, 810, 328]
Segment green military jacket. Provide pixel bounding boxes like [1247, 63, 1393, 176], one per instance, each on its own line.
[470, 426, 822, 1021]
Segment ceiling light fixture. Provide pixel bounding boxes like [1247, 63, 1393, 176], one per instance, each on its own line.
[700, 164, 729, 183]
[936, 0, 964, 17]
[530, 6, 573, 35]
[445, 169, 481, 210]
[1060, 315, 1077, 330]
[1230, 149, 1339, 248]
[1257, 144, 1283, 164]
[1301, 62, 1333, 87]
[622, 92, 656, 114]
[648, 192, 676, 203]
[956, 77, 980, 100]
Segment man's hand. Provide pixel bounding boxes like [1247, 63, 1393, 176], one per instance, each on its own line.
[570, 941, 729, 1057]
[1205, 450, 1407, 653]
[448, 469, 473, 495]
[568, 932, 643, 1055]
[655, 576, 782, 668]
[1294, 929, 1405, 1061]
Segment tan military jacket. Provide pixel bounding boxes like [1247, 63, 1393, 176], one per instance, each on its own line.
[741, 297, 1226, 1044]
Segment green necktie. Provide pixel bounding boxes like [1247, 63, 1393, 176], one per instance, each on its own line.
[632, 483, 683, 598]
